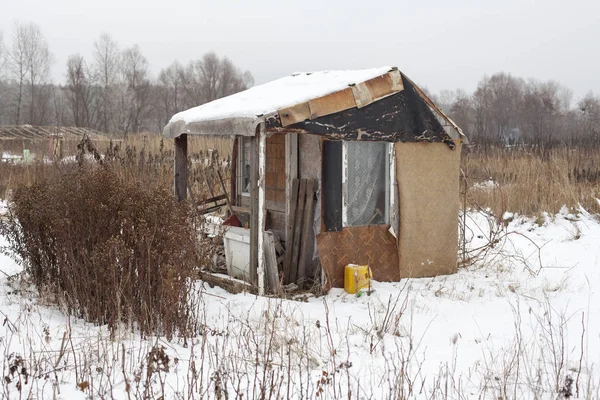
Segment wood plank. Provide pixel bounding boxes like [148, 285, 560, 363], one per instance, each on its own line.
[263, 231, 280, 293]
[198, 203, 227, 215]
[285, 132, 298, 242]
[289, 179, 306, 283]
[308, 88, 356, 119]
[283, 179, 299, 284]
[174, 134, 188, 202]
[232, 205, 250, 214]
[216, 168, 235, 216]
[198, 194, 228, 205]
[296, 179, 316, 288]
[278, 102, 311, 127]
[249, 134, 258, 286]
[200, 271, 257, 295]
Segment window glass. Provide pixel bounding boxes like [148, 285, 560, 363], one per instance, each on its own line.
[346, 142, 389, 226]
[241, 138, 251, 193]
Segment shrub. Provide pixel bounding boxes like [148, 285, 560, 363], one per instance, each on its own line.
[1, 163, 199, 339]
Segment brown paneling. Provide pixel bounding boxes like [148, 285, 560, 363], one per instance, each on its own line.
[395, 141, 461, 278]
[317, 225, 399, 290]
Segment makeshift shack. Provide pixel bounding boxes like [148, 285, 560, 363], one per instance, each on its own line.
[163, 67, 468, 295]
[0, 125, 112, 162]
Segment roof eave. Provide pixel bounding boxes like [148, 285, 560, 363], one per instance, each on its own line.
[163, 116, 266, 139]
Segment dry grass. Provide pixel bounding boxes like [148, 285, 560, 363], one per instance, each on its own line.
[462, 146, 600, 217]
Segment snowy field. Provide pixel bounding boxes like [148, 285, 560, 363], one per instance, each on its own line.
[1, 207, 599, 399]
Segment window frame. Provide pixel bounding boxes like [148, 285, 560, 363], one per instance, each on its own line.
[341, 141, 396, 228]
[237, 136, 252, 198]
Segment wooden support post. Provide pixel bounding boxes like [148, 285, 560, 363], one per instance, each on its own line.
[249, 122, 267, 295]
[174, 134, 188, 202]
[285, 133, 298, 242]
[257, 123, 267, 296]
[249, 134, 258, 285]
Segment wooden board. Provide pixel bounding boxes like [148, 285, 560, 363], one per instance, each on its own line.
[174, 134, 188, 202]
[263, 231, 280, 293]
[279, 102, 311, 127]
[308, 88, 356, 119]
[296, 179, 317, 287]
[288, 179, 307, 283]
[283, 179, 299, 282]
[316, 225, 400, 290]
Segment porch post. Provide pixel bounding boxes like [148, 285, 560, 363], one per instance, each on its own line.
[249, 122, 266, 295]
[174, 133, 188, 202]
[257, 122, 266, 295]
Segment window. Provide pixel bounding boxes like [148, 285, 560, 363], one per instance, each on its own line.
[322, 140, 394, 232]
[344, 141, 390, 226]
[239, 137, 252, 195]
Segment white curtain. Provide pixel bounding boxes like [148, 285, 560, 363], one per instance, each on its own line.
[346, 142, 388, 226]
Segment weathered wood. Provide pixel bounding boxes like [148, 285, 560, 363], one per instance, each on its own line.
[278, 102, 311, 126]
[263, 231, 280, 293]
[231, 137, 238, 205]
[200, 271, 257, 295]
[283, 179, 299, 283]
[308, 88, 356, 119]
[289, 179, 307, 283]
[285, 132, 298, 242]
[216, 168, 235, 216]
[231, 205, 251, 214]
[322, 141, 343, 232]
[197, 203, 227, 215]
[174, 134, 188, 202]
[198, 194, 228, 205]
[257, 123, 267, 296]
[296, 179, 317, 288]
[249, 134, 259, 285]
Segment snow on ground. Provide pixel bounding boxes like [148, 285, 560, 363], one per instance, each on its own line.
[1, 208, 599, 399]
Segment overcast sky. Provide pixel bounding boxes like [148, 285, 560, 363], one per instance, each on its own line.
[1, 0, 599, 99]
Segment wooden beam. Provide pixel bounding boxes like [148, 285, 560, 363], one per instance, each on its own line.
[174, 134, 188, 202]
[249, 133, 258, 286]
[285, 132, 298, 242]
[297, 179, 316, 288]
[283, 179, 299, 283]
[257, 122, 267, 296]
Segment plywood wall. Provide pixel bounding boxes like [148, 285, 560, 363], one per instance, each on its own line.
[395, 141, 462, 278]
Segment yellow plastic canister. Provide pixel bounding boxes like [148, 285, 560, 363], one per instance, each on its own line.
[344, 264, 372, 294]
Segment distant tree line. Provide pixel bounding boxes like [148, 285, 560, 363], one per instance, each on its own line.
[431, 73, 600, 150]
[0, 21, 598, 147]
[0, 22, 254, 134]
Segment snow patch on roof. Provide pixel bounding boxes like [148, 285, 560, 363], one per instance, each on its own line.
[168, 67, 392, 126]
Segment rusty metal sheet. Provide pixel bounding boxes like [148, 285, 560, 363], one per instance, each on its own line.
[351, 70, 404, 108]
[307, 88, 356, 119]
[278, 102, 311, 127]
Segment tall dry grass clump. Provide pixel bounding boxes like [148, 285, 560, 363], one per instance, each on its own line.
[1, 161, 199, 339]
[463, 146, 600, 216]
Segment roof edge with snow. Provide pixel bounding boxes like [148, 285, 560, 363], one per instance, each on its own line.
[162, 67, 467, 144]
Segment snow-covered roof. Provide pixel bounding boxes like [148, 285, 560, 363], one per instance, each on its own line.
[163, 67, 394, 138]
[163, 66, 466, 143]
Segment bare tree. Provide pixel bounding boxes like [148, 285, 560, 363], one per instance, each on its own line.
[121, 45, 150, 133]
[8, 23, 29, 124]
[65, 54, 94, 127]
[472, 73, 524, 144]
[22, 22, 53, 124]
[578, 92, 600, 142]
[93, 33, 120, 133]
[155, 61, 185, 130]
[180, 52, 254, 108]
